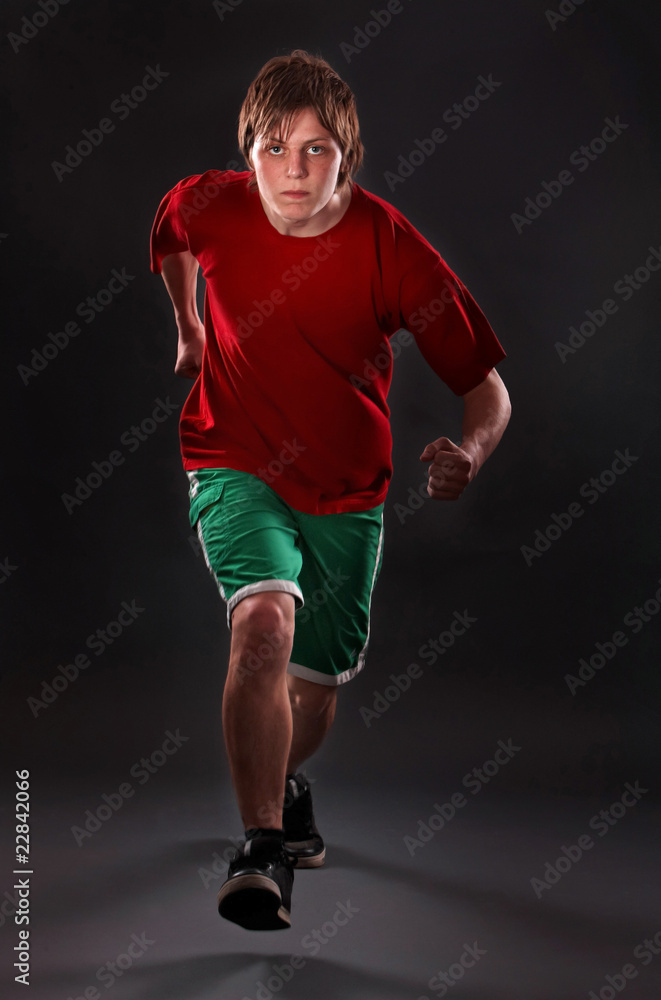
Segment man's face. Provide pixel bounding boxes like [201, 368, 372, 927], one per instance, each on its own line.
[251, 107, 345, 226]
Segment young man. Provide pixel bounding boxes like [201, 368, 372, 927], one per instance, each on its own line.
[150, 50, 510, 932]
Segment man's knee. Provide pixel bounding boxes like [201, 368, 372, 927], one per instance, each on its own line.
[230, 592, 295, 680]
[232, 590, 296, 636]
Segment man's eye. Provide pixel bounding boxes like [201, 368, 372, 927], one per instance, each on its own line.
[269, 145, 283, 154]
[308, 145, 323, 154]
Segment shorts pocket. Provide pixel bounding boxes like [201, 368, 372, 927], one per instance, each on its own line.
[189, 482, 225, 529]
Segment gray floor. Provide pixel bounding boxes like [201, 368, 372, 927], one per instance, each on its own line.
[21, 774, 661, 1000]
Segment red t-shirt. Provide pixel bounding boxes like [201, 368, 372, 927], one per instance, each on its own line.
[150, 170, 506, 515]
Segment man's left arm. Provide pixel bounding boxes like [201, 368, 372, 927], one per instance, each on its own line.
[419, 369, 511, 501]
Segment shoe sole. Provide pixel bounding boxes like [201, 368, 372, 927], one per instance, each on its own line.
[217, 874, 291, 931]
[285, 846, 326, 868]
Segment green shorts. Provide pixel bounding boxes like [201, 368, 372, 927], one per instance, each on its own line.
[188, 468, 385, 686]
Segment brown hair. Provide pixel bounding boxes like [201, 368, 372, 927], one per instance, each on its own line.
[238, 49, 363, 190]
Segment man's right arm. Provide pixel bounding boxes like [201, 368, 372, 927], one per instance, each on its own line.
[161, 251, 206, 379]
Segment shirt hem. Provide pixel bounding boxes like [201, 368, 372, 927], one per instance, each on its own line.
[181, 459, 389, 515]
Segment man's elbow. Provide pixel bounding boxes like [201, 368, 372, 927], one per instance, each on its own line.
[463, 368, 511, 433]
[493, 370, 512, 423]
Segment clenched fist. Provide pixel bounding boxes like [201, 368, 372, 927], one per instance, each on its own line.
[419, 436, 477, 501]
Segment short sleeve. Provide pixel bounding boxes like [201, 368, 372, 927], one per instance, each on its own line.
[387, 212, 506, 395]
[149, 181, 192, 274]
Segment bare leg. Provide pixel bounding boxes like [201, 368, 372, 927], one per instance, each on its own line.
[223, 591, 295, 831]
[286, 674, 337, 775]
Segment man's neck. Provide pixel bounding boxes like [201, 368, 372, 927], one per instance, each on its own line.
[258, 183, 353, 237]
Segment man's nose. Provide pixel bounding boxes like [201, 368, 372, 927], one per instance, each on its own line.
[287, 151, 307, 177]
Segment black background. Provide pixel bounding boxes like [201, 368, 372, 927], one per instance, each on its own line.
[2, 0, 661, 995]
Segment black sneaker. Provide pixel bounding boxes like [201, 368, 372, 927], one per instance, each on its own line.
[217, 829, 295, 930]
[282, 773, 326, 868]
